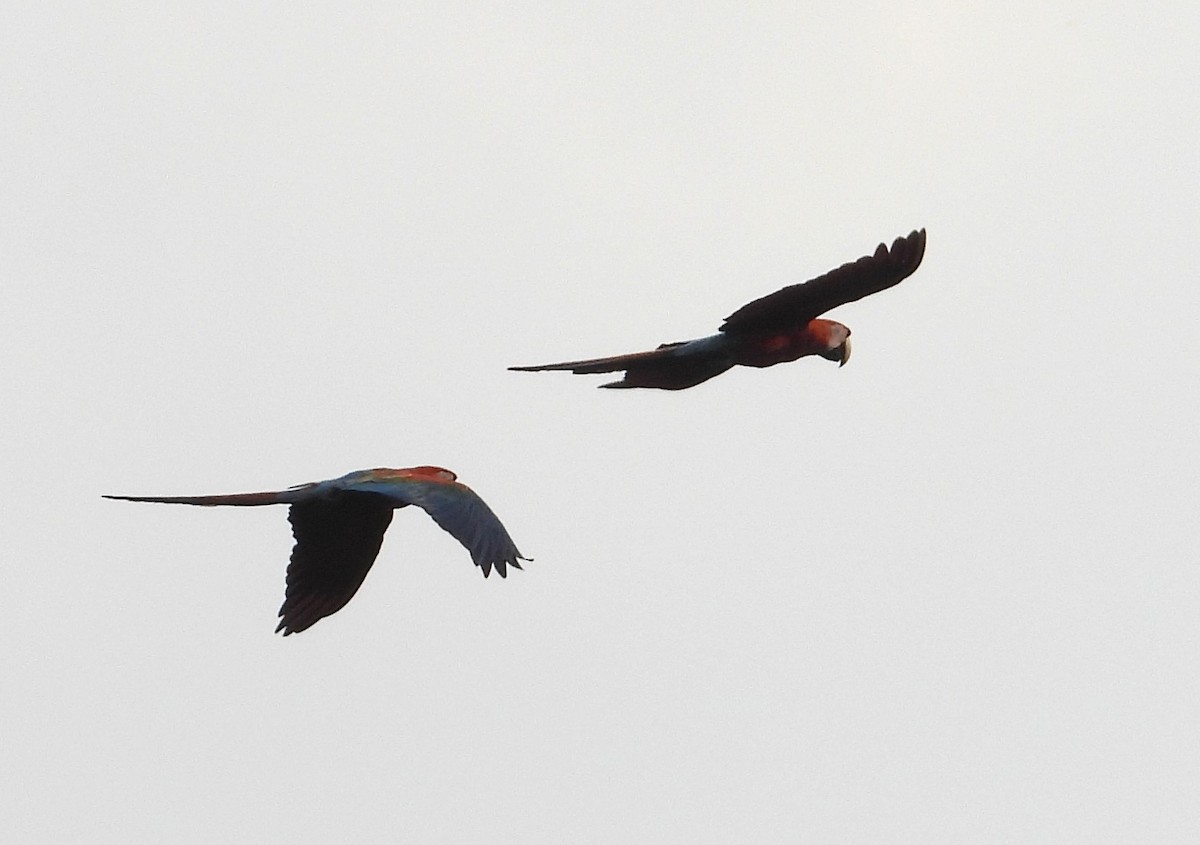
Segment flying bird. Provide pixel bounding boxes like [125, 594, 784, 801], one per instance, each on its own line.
[510, 228, 926, 390]
[104, 466, 529, 635]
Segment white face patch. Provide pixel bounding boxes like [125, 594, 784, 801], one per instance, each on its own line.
[822, 322, 850, 351]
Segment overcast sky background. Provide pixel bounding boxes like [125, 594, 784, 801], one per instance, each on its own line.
[4, 1, 1199, 841]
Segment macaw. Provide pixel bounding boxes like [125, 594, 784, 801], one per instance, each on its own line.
[104, 466, 529, 635]
[510, 229, 926, 390]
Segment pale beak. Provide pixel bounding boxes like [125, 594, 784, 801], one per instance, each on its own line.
[838, 338, 852, 367]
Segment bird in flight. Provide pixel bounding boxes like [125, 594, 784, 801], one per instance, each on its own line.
[105, 466, 529, 635]
[511, 228, 926, 390]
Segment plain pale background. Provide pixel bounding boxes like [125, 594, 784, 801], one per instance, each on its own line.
[4, 1, 1198, 841]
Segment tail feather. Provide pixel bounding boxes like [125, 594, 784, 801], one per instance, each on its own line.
[102, 491, 293, 506]
[509, 343, 687, 375]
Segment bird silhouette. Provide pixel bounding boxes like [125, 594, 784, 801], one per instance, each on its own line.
[104, 466, 529, 635]
[511, 229, 926, 390]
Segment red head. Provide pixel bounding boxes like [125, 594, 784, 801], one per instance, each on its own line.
[809, 319, 852, 367]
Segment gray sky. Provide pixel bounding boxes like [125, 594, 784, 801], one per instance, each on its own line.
[4, 1, 1199, 841]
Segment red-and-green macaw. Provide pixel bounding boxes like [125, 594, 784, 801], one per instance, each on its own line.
[511, 229, 926, 390]
[105, 466, 529, 635]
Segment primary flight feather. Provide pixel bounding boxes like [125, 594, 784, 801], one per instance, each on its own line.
[511, 229, 926, 390]
[104, 466, 529, 635]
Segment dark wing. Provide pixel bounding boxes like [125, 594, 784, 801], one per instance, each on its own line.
[597, 352, 735, 390]
[406, 482, 530, 578]
[719, 229, 926, 335]
[510, 338, 735, 389]
[276, 492, 395, 635]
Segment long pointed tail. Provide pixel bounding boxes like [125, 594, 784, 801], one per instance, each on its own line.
[102, 490, 294, 507]
[509, 343, 690, 375]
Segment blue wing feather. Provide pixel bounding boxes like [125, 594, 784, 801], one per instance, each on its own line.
[330, 475, 529, 577]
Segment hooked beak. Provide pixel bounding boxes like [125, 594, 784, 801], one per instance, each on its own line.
[838, 338, 852, 367]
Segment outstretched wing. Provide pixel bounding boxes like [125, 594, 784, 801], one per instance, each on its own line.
[399, 481, 529, 578]
[510, 335, 735, 390]
[720, 229, 926, 335]
[276, 492, 395, 635]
